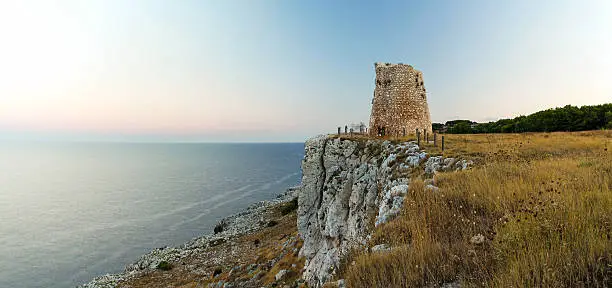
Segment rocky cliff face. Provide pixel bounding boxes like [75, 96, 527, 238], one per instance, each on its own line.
[297, 136, 472, 287]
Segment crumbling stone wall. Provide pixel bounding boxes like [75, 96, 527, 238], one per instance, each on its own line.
[369, 63, 432, 136]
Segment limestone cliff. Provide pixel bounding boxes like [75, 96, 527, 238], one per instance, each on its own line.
[297, 136, 472, 287]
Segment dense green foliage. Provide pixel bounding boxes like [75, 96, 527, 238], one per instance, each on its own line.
[157, 261, 172, 271]
[441, 104, 612, 134]
[431, 123, 445, 131]
[279, 197, 298, 215]
[445, 120, 476, 127]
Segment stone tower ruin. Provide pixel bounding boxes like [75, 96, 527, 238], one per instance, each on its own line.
[369, 63, 432, 136]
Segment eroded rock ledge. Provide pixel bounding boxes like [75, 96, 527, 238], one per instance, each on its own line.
[297, 135, 471, 287]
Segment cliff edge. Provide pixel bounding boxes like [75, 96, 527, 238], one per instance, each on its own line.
[297, 135, 471, 287]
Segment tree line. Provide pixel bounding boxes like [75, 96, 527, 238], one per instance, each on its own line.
[434, 103, 612, 134]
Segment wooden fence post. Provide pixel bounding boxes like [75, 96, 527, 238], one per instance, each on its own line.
[434, 133, 437, 147]
[417, 131, 421, 146]
[338, 127, 341, 135]
[442, 135, 445, 151]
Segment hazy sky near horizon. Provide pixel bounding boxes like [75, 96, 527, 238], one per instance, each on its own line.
[1, 1, 611, 142]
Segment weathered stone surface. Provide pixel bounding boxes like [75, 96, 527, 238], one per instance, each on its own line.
[275, 269, 290, 281]
[371, 244, 391, 252]
[298, 136, 380, 286]
[375, 183, 409, 226]
[298, 136, 426, 287]
[470, 234, 485, 245]
[424, 156, 445, 174]
[427, 281, 462, 288]
[369, 63, 432, 136]
[425, 184, 440, 192]
[425, 156, 473, 174]
[456, 159, 474, 170]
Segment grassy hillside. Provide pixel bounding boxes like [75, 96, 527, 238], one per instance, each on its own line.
[344, 131, 611, 287]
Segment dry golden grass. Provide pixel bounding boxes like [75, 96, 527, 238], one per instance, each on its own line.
[345, 131, 611, 287]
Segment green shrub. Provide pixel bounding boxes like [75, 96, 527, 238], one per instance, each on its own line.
[213, 266, 223, 277]
[279, 198, 298, 215]
[214, 220, 227, 234]
[157, 261, 172, 271]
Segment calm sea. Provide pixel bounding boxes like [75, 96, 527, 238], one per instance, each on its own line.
[0, 142, 304, 288]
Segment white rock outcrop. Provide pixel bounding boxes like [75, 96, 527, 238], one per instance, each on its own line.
[297, 136, 425, 287]
[297, 136, 473, 287]
[425, 156, 473, 174]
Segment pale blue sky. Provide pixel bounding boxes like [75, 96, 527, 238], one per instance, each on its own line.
[0, 1, 611, 142]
